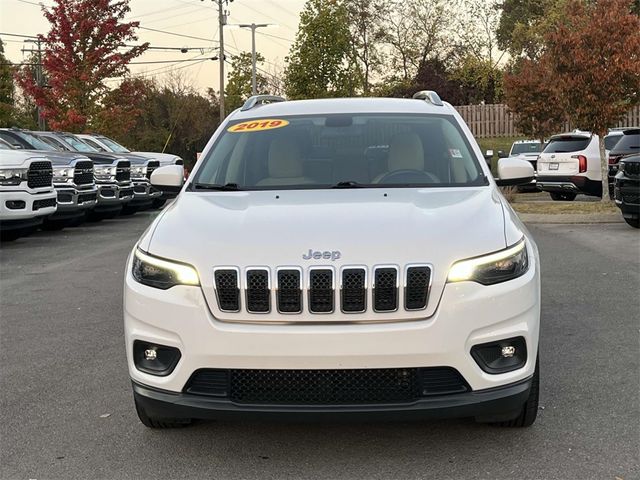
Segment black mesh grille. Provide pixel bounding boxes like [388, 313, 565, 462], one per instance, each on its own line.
[27, 161, 53, 188]
[78, 192, 97, 204]
[214, 269, 240, 311]
[119, 187, 133, 198]
[309, 269, 334, 313]
[277, 270, 301, 313]
[146, 160, 160, 179]
[73, 161, 94, 185]
[374, 268, 398, 312]
[341, 268, 366, 312]
[185, 367, 469, 404]
[33, 197, 56, 210]
[622, 161, 640, 176]
[116, 161, 130, 181]
[405, 266, 431, 310]
[621, 190, 640, 204]
[246, 270, 270, 312]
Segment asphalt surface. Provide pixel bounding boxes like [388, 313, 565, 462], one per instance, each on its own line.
[1, 213, 639, 480]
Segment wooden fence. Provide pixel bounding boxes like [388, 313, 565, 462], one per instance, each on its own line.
[454, 103, 640, 138]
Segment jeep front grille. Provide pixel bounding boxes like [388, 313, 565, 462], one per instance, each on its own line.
[27, 161, 53, 188]
[73, 161, 94, 185]
[214, 264, 432, 318]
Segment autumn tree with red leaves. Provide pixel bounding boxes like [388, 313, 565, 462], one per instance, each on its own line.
[545, 0, 640, 201]
[16, 0, 147, 132]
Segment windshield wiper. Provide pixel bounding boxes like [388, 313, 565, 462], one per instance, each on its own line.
[193, 182, 243, 191]
[332, 180, 366, 189]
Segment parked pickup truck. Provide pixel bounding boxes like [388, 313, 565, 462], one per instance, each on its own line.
[0, 149, 57, 240]
[0, 128, 98, 228]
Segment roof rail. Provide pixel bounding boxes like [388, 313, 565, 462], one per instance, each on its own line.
[241, 95, 286, 111]
[412, 90, 443, 106]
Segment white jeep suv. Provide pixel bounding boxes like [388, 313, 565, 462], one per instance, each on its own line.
[124, 93, 540, 429]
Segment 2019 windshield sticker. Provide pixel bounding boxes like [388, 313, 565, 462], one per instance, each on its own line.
[228, 119, 290, 133]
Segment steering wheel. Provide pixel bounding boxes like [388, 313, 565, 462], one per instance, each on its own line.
[376, 169, 440, 184]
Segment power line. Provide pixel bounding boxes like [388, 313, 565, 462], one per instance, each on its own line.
[138, 26, 218, 43]
[6, 57, 217, 66]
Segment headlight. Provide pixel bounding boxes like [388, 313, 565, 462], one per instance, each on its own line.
[94, 166, 116, 179]
[53, 167, 74, 183]
[132, 248, 200, 289]
[0, 168, 28, 186]
[131, 166, 147, 178]
[447, 238, 529, 285]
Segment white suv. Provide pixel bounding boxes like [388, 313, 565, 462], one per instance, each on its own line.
[124, 92, 540, 429]
[537, 130, 618, 200]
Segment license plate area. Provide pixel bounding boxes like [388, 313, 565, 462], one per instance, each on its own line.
[549, 163, 559, 170]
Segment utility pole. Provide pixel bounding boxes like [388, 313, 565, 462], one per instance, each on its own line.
[22, 38, 46, 130]
[204, 0, 232, 121]
[238, 23, 270, 95]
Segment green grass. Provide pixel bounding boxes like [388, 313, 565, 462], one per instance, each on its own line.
[512, 201, 618, 215]
[476, 136, 522, 175]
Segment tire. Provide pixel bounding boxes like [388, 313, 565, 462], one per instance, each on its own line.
[134, 396, 192, 429]
[624, 217, 640, 229]
[152, 198, 167, 209]
[549, 192, 577, 201]
[492, 356, 539, 428]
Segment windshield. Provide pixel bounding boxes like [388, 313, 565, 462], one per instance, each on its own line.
[97, 136, 130, 153]
[14, 131, 57, 151]
[60, 134, 98, 153]
[37, 135, 70, 151]
[604, 135, 622, 150]
[510, 142, 542, 155]
[543, 136, 591, 153]
[192, 114, 486, 190]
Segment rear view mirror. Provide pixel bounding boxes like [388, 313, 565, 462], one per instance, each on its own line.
[150, 165, 184, 198]
[495, 158, 535, 186]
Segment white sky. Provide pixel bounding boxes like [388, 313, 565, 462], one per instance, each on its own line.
[0, 0, 306, 92]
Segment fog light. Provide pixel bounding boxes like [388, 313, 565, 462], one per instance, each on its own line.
[6, 200, 26, 210]
[133, 340, 181, 376]
[471, 337, 527, 374]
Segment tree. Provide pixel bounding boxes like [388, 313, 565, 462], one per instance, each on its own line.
[92, 77, 151, 139]
[0, 39, 16, 127]
[503, 57, 566, 142]
[16, 0, 148, 132]
[546, 0, 640, 200]
[284, 0, 361, 99]
[225, 52, 268, 112]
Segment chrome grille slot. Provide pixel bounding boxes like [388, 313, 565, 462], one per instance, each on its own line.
[277, 269, 302, 313]
[405, 266, 431, 310]
[373, 267, 398, 312]
[308, 269, 334, 313]
[341, 268, 366, 313]
[246, 269, 270, 313]
[214, 268, 240, 312]
[73, 160, 94, 185]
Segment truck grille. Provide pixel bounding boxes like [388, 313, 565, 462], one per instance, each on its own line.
[214, 265, 432, 317]
[145, 160, 160, 179]
[116, 161, 130, 182]
[73, 161, 94, 185]
[27, 161, 53, 188]
[622, 161, 640, 176]
[184, 367, 469, 404]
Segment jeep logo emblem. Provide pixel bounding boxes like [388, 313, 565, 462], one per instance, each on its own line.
[302, 249, 341, 261]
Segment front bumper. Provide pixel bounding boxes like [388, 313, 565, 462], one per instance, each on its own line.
[49, 185, 98, 220]
[133, 376, 532, 420]
[124, 247, 540, 398]
[94, 182, 134, 211]
[614, 176, 640, 219]
[0, 189, 57, 223]
[537, 175, 602, 196]
[130, 180, 162, 207]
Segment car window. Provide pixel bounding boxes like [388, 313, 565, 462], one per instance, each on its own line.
[192, 114, 487, 190]
[610, 133, 639, 153]
[14, 131, 57, 151]
[82, 137, 108, 151]
[37, 135, 70, 151]
[510, 143, 542, 155]
[0, 132, 25, 148]
[60, 134, 98, 153]
[97, 136, 130, 153]
[0, 138, 13, 149]
[604, 135, 622, 150]
[543, 137, 591, 153]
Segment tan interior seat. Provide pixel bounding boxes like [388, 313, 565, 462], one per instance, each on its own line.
[255, 137, 313, 186]
[373, 132, 425, 183]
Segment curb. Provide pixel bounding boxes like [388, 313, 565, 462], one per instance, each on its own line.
[518, 213, 623, 224]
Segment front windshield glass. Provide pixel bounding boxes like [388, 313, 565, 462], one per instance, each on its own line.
[511, 142, 542, 155]
[14, 131, 57, 151]
[192, 114, 486, 190]
[98, 136, 130, 153]
[61, 134, 98, 153]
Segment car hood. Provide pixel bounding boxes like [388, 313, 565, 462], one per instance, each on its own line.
[146, 187, 509, 319]
[16, 149, 91, 166]
[132, 152, 181, 164]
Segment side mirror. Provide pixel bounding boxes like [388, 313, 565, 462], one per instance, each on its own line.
[484, 149, 494, 161]
[150, 165, 184, 198]
[495, 157, 535, 186]
[497, 150, 508, 159]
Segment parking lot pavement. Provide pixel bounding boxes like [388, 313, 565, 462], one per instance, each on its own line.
[1, 215, 638, 480]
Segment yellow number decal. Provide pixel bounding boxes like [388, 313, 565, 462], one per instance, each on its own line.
[228, 119, 290, 132]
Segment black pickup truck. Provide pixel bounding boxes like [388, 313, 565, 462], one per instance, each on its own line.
[614, 154, 640, 228]
[0, 128, 98, 228]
